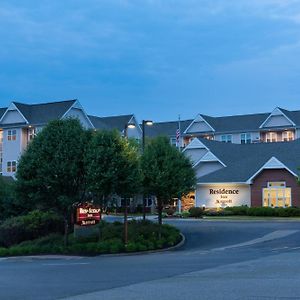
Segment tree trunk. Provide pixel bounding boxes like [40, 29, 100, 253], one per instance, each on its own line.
[142, 196, 146, 221]
[98, 195, 105, 242]
[157, 198, 163, 239]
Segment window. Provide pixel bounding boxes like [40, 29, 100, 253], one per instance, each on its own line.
[263, 182, 291, 207]
[7, 130, 17, 141]
[241, 133, 251, 144]
[170, 137, 177, 146]
[265, 132, 277, 143]
[145, 196, 154, 207]
[282, 131, 294, 142]
[7, 161, 17, 173]
[221, 134, 232, 143]
[28, 128, 36, 141]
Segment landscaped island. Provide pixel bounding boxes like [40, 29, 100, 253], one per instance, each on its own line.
[0, 211, 181, 257]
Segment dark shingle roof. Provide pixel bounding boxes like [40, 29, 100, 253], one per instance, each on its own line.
[196, 138, 300, 183]
[89, 114, 134, 131]
[200, 112, 269, 133]
[12, 100, 76, 125]
[0, 107, 7, 119]
[145, 120, 193, 138]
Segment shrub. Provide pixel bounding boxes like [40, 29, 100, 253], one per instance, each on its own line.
[181, 211, 190, 218]
[189, 207, 203, 218]
[0, 220, 181, 256]
[0, 210, 64, 247]
[224, 205, 248, 215]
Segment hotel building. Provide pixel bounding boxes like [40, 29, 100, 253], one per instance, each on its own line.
[0, 99, 300, 210]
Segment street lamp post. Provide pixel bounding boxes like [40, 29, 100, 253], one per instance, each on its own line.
[123, 122, 136, 245]
[141, 120, 153, 221]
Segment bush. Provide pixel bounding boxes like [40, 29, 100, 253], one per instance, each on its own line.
[189, 207, 203, 218]
[224, 205, 248, 215]
[0, 210, 64, 247]
[0, 220, 181, 256]
[181, 211, 190, 218]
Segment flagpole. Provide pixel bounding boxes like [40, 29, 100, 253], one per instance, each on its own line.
[177, 114, 182, 213]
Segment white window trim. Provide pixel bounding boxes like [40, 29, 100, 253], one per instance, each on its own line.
[241, 133, 252, 144]
[221, 134, 232, 143]
[262, 184, 292, 207]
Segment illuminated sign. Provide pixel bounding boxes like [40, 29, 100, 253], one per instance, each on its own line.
[76, 204, 101, 226]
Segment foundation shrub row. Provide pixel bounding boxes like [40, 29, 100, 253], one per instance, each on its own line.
[174, 206, 300, 218]
[224, 206, 300, 217]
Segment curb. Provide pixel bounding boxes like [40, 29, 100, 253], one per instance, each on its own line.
[0, 233, 186, 261]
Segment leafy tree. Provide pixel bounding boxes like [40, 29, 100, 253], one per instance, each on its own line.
[16, 119, 88, 245]
[85, 130, 141, 242]
[0, 177, 17, 220]
[141, 136, 196, 232]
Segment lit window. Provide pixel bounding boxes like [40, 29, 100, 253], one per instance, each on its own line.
[7, 161, 17, 173]
[241, 133, 251, 144]
[265, 132, 277, 143]
[7, 130, 17, 141]
[282, 131, 294, 142]
[28, 128, 36, 141]
[263, 182, 291, 207]
[221, 134, 232, 143]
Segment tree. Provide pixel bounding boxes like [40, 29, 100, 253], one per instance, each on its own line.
[16, 119, 88, 245]
[141, 136, 196, 232]
[0, 177, 17, 220]
[85, 130, 141, 243]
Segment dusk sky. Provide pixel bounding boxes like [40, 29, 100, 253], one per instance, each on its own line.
[1, 0, 300, 121]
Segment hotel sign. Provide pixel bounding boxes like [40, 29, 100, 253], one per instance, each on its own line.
[209, 188, 240, 205]
[76, 204, 101, 226]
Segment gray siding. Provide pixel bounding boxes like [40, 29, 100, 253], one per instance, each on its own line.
[63, 108, 93, 129]
[1, 110, 26, 124]
[184, 148, 208, 164]
[263, 115, 293, 127]
[195, 161, 224, 178]
[186, 121, 212, 133]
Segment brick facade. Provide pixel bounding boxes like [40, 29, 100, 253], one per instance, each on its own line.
[251, 169, 300, 207]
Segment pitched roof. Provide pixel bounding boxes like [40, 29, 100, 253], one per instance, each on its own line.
[12, 100, 76, 125]
[0, 107, 7, 119]
[196, 138, 300, 183]
[89, 114, 134, 131]
[201, 112, 270, 133]
[145, 119, 193, 138]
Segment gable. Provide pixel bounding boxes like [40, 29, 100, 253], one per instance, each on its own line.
[63, 107, 93, 129]
[260, 108, 295, 128]
[263, 115, 293, 128]
[246, 157, 297, 184]
[0, 109, 27, 124]
[184, 115, 214, 134]
[194, 161, 224, 179]
[187, 122, 212, 133]
[184, 148, 208, 165]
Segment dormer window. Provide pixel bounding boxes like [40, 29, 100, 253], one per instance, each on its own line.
[7, 130, 16, 141]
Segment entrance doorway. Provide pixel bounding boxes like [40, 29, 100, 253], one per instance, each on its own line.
[263, 182, 291, 207]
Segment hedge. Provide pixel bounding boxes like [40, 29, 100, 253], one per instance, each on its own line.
[0, 210, 64, 247]
[224, 206, 300, 217]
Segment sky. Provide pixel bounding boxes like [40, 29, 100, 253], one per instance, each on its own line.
[1, 0, 300, 121]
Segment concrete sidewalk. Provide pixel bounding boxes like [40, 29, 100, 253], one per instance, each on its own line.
[63, 250, 300, 300]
